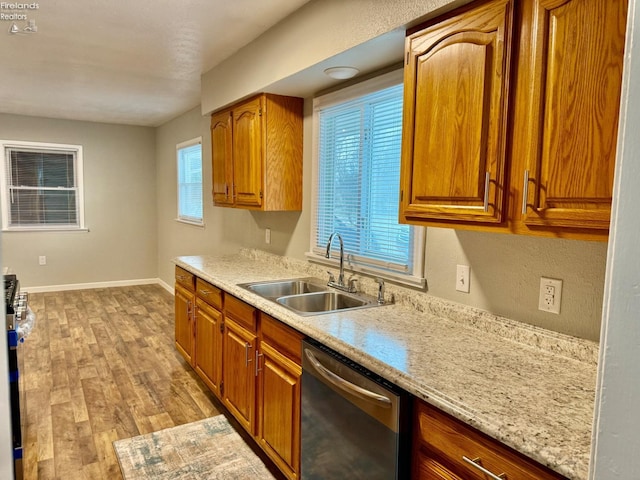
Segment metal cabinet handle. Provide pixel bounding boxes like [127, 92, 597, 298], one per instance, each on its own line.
[255, 350, 263, 377]
[483, 171, 491, 213]
[521, 170, 529, 215]
[304, 349, 392, 408]
[244, 342, 252, 367]
[462, 456, 507, 480]
[199, 289, 211, 296]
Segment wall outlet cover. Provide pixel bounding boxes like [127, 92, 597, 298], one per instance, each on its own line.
[539, 277, 562, 314]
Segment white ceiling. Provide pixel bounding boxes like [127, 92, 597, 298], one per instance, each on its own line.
[0, 0, 311, 127]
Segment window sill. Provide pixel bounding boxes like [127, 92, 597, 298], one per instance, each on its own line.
[175, 218, 205, 228]
[305, 252, 426, 289]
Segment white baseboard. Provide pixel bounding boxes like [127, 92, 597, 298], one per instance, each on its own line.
[23, 278, 168, 294]
[157, 279, 173, 294]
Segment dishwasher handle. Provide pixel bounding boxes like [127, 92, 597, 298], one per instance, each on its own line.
[304, 348, 392, 408]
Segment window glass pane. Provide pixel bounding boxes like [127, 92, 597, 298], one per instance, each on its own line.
[177, 142, 203, 222]
[4, 145, 80, 229]
[316, 82, 413, 273]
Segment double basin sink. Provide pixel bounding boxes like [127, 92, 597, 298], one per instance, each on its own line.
[238, 277, 381, 316]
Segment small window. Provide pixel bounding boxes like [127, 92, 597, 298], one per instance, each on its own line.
[310, 70, 425, 286]
[176, 138, 203, 225]
[0, 140, 85, 231]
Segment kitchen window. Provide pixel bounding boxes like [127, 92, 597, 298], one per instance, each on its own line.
[0, 140, 85, 231]
[176, 137, 203, 225]
[309, 70, 425, 286]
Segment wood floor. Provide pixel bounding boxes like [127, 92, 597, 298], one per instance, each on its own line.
[21, 284, 222, 479]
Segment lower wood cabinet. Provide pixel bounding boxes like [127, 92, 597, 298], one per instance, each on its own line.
[194, 298, 223, 396]
[412, 399, 566, 479]
[177, 286, 303, 480]
[257, 314, 303, 479]
[222, 315, 258, 433]
[174, 267, 195, 365]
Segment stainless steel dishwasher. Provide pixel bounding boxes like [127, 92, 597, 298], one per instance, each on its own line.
[301, 339, 410, 479]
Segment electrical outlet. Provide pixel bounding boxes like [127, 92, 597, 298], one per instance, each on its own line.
[456, 265, 470, 293]
[39, 255, 47, 266]
[265, 228, 271, 244]
[539, 277, 562, 314]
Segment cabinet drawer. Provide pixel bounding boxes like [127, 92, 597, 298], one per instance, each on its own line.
[175, 266, 195, 291]
[414, 400, 565, 480]
[225, 295, 257, 332]
[196, 278, 223, 309]
[260, 313, 303, 365]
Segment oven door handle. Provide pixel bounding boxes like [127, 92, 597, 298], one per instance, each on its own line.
[304, 349, 392, 408]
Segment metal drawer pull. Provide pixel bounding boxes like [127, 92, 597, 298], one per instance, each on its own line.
[462, 456, 507, 480]
[304, 349, 392, 408]
[521, 170, 529, 215]
[483, 171, 490, 213]
[199, 289, 211, 296]
[255, 350, 263, 376]
[244, 342, 252, 367]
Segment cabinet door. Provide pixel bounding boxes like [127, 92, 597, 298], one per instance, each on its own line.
[257, 341, 301, 479]
[518, 0, 627, 229]
[223, 317, 257, 433]
[400, 0, 513, 224]
[233, 96, 264, 208]
[174, 283, 194, 365]
[194, 299, 223, 398]
[211, 109, 234, 206]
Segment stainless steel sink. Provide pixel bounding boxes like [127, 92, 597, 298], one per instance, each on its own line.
[238, 278, 381, 316]
[276, 291, 375, 315]
[240, 278, 327, 299]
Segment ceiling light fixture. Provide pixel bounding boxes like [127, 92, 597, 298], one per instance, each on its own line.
[323, 66, 360, 80]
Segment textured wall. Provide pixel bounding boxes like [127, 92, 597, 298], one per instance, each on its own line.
[170, 0, 611, 341]
[0, 113, 157, 288]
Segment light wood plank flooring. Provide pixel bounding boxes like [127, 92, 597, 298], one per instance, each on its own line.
[21, 284, 223, 479]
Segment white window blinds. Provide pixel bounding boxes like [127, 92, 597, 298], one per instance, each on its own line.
[313, 76, 419, 276]
[1, 142, 84, 230]
[177, 138, 203, 224]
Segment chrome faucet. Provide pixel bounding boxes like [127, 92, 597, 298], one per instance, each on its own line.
[325, 232, 357, 293]
[376, 278, 386, 304]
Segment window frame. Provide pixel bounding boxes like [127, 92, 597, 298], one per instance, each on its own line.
[307, 69, 425, 287]
[176, 136, 204, 227]
[0, 139, 86, 232]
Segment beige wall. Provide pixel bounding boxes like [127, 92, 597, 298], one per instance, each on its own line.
[0, 113, 157, 288]
[179, 0, 608, 341]
[155, 101, 607, 341]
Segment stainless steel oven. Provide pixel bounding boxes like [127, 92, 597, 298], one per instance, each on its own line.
[5, 274, 33, 480]
[301, 338, 410, 479]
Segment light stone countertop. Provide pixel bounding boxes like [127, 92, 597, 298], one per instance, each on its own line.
[174, 250, 598, 480]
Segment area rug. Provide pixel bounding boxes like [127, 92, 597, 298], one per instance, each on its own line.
[113, 414, 276, 479]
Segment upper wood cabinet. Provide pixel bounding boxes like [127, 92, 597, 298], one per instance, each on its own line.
[514, 0, 627, 231]
[400, 0, 514, 224]
[211, 110, 234, 206]
[210, 93, 303, 211]
[400, 0, 627, 239]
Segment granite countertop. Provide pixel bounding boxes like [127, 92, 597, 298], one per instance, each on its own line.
[174, 250, 598, 480]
